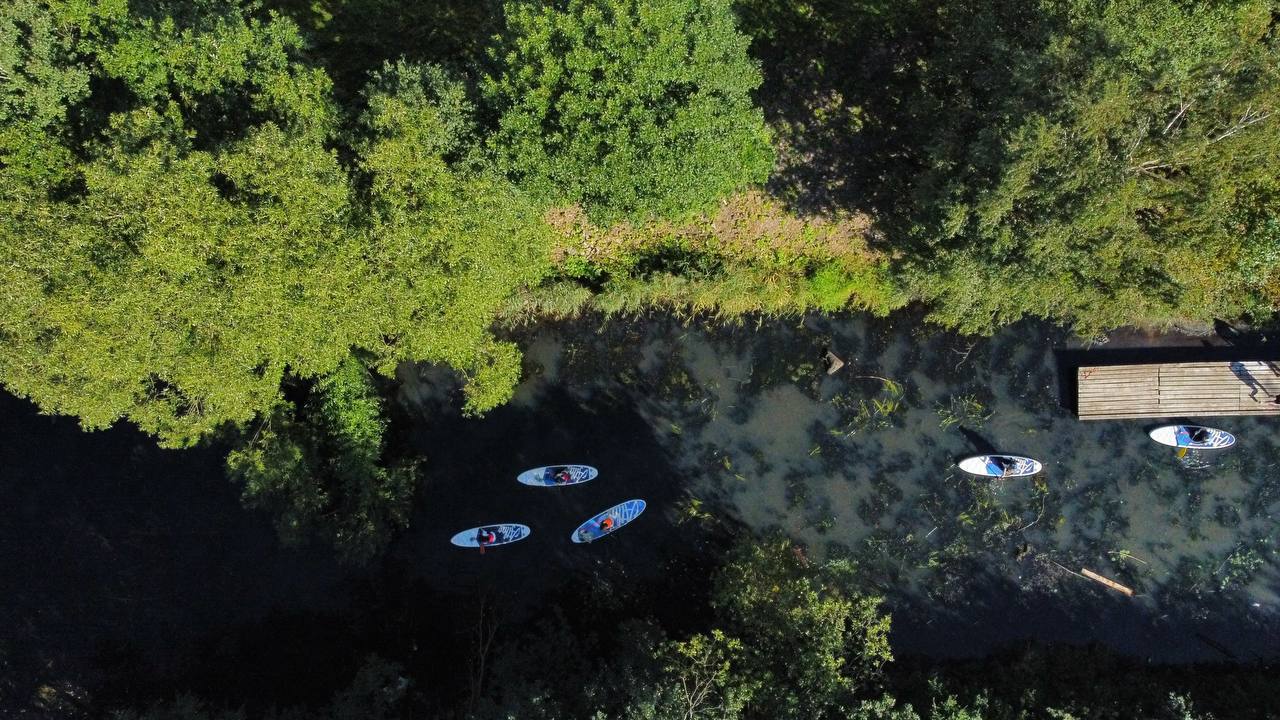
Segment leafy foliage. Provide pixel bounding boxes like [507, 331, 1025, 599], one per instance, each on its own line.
[741, 0, 1280, 333]
[483, 0, 775, 222]
[354, 59, 552, 414]
[0, 0, 113, 186]
[0, 2, 355, 445]
[712, 539, 893, 719]
[905, 0, 1280, 333]
[627, 630, 759, 720]
[0, 5, 549, 445]
[226, 356, 417, 564]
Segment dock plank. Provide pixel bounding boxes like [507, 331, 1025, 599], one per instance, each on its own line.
[1078, 362, 1280, 420]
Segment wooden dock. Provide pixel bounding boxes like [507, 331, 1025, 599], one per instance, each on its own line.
[1078, 361, 1280, 420]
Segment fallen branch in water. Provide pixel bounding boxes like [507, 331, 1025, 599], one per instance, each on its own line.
[1081, 568, 1134, 597]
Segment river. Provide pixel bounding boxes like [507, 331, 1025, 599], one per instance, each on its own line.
[3, 312, 1279, 712]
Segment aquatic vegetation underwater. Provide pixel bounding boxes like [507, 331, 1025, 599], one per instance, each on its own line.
[500, 313, 1280, 656]
[937, 393, 993, 430]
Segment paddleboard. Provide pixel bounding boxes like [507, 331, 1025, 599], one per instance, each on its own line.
[450, 524, 531, 548]
[571, 499, 646, 543]
[958, 454, 1042, 478]
[517, 464, 599, 487]
[1149, 425, 1235, 450]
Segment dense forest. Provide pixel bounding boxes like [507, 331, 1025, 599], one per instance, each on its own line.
[3, 0, 1280, 717]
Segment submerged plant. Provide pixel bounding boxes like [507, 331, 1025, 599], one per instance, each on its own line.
[937, 393, 993, 430]
[676, 496, 716, 525]
[837, 376, 905, 435]
[1216, 540, 1272, 591]
[1108, 549, 1150, 566]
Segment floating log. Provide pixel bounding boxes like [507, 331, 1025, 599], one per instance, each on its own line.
[1081, 568, 1134, 597]
[824, 351, 845, 375]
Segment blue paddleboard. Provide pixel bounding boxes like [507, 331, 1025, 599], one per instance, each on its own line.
[571, 499, 646, 543]
[517, 464, 599, 486]
[1149, 425, 1235, 449]
[450, 524, 531, 548]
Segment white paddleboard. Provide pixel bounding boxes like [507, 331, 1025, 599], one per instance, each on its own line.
[450, 524, 531, 548]
[1149, 425, 1235, 449]
[958, 455, 1042, 478]
[517, 464, 599, 486]
[571, 499, 646, 543]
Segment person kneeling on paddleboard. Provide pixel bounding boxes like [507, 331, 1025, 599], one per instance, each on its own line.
[599, 516, 615, 533]
[556, 468, 572, 484]
[476, 527, 498, 554]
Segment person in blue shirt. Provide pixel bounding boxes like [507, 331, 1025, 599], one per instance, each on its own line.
[1174, 426, 1193, 446]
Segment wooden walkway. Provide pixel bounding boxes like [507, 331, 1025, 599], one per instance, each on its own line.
[1078, 361, 1280, 420]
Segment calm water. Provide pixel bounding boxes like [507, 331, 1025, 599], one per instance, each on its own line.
[4, 312, 1280, 711]
[406, 313, 1280, 661]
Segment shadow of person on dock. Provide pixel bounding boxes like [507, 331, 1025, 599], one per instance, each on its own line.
[1054, 339, 1280, 414]
[1229, 361, 1267, 401]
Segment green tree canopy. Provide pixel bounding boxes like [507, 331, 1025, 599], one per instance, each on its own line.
[354, 59, 551, 413]
[226, 355, 417, 564]
[483, 0, 775, 222]
[0, 0, 110, 186]
[899, 0, 1280, 332]
[0, 3, 549, 446]
[710, 539, 893, 719]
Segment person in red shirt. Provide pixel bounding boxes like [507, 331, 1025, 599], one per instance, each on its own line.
[476, 527, 497, 554]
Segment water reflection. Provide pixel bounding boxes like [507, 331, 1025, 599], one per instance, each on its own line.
[427, 312, 1280, 660]
[6, 310, 1279, 694]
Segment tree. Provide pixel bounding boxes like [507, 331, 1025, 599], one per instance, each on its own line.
[897, 0, 1280, 333]
[711, 539, 893, 720]
[483, 0, 775, 222]
[0, 0, 118, 187]
[737, 0, 1280, 332]
[0, 2, 361, 444]
[1, 5, 550, 446]
[629, 631, 760, 720]
[226, 356, 417, 564]
[354, 59, 551, 414]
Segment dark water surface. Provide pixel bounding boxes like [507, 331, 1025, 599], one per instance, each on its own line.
[462, 315, 1280, 663]
[4, 313, 1280, 711]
